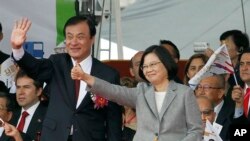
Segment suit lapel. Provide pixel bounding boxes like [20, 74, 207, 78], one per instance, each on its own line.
[26, 103, 44, 134]
[145, 85, 159, 119]
[159, 81, 177, 121]
[216, 99, 233, 125]
[10, 108, 21, 126]
[63, 54, 76, 109]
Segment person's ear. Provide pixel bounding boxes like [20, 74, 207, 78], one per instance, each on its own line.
[218, 88, 225, 99]
[36, 87, 43, 97]
[7, 111, 13, 122]
[91, 36, 95, 45]
[174, 58, 178, 64]
[129, 68, 135, 77]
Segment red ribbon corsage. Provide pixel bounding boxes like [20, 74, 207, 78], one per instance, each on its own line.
[90, 93, 108, 109]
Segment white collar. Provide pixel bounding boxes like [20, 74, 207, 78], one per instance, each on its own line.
[71, 55, 92, 76]
[21, 101, 40, 116]
[71, 55, 92, 67]
[214, 100, 224, 120]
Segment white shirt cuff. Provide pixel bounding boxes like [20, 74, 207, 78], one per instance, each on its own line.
[12, 48, 25, 60]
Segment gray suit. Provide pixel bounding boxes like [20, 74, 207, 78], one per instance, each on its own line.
[90, 78, 203, 141]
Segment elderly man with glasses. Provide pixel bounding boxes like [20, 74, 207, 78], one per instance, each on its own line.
[194, 74, 243, 141]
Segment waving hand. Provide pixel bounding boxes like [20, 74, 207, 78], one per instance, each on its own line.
[11, 18, 32, 49]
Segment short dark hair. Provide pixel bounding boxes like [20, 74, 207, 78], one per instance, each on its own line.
[239, 47, 250, 62]
[220, 30, 249, 53]
[15, 69, 43, 89]
[63, 15, 96, 38]
[0, 91, 14, 112]
[0, 81, 8, 93]
[160, 40, 180, 60]
[139, 45, 178, 82]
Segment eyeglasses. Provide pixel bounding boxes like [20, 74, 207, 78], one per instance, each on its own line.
[200, 109, 214, 116]
[140, 62, 162, 71]
[195, 84, 222, 91]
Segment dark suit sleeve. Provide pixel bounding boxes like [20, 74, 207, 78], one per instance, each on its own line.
[20, 132, 33, 141]
[13, 52, 53, 83]
[106, 71, 123, 141]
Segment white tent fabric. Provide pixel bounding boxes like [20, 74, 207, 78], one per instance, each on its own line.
[101, 0, 250, 59]
[0, 0, 249, 59]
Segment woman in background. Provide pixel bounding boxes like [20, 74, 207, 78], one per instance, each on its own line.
[183, 54, 208, 85]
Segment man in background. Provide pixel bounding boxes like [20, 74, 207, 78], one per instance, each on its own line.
[0, 91, 32, 141]
[129, 51, 144, 82]
[10, 69, 47, 140]
[160, 40, 182, 83]
[231, 48, 250, 122]
[196, 96, 216, 130]
[195, 74, 246, 140]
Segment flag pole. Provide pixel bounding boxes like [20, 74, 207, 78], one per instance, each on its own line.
[233, 73, 239, 86]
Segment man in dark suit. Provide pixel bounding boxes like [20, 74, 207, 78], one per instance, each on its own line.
[0, 91, 32, 141]
[195, 74, 247, 140]
[232, 48, 250, 122]
[10, 16, 122, 141]
[0, 22, 10, 64]
[9, 69, 47, 140]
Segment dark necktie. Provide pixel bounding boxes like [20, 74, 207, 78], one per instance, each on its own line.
[17, 111, 29, 132]
[243, 88, 250, 117]
[75, 80, 80, 101]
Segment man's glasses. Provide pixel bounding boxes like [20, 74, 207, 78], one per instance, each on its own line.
[195, 84, 222, 91]
[140, 62, 162, 71]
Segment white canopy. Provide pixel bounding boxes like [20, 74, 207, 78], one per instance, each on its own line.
[101, 0, 250, 59]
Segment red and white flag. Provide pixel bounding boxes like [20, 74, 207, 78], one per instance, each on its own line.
[189, 44, 234, 89]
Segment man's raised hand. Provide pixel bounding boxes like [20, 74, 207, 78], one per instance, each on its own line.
[11, 18, 32, 49]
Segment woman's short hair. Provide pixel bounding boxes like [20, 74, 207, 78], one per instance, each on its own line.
[139, 45, 178, 82]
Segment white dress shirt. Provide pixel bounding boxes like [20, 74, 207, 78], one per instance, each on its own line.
[214, 100, 224, 122]
[71, 55, 92, 108]
[155, 91, 166, 113]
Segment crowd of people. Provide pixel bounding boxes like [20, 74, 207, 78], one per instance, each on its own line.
[0, 15, 250, 141]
